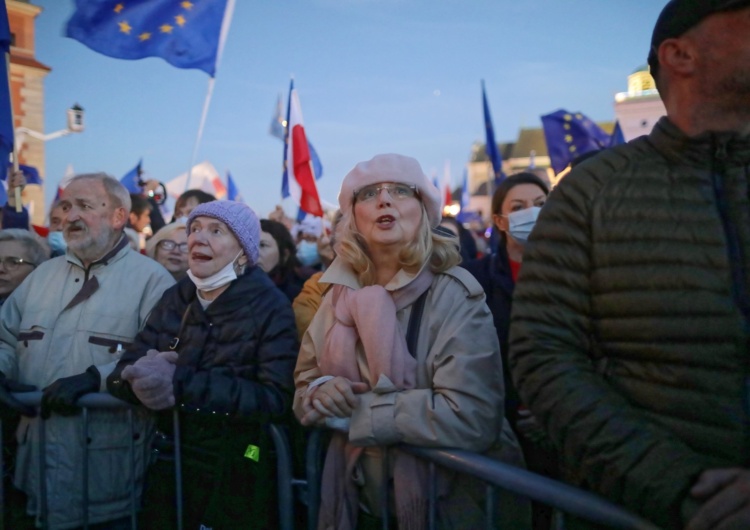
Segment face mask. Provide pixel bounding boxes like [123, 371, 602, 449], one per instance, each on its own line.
[187, 251, 243, 292]
[506, 206, 541, 246]
[297, 240, 320, 267]
[48, 231, 67, 255]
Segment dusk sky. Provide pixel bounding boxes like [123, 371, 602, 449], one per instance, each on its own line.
[33, 0, 664, 218]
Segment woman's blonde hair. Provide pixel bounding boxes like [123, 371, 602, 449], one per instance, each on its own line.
[335, 202, 461, 286]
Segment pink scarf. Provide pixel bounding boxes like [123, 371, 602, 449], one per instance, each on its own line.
[317, 268, 434, 530]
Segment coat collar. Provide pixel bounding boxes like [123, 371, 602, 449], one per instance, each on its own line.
[65, 234, 130, 270]
[649, 117, 750, 168]
[320, 257, 428, 292]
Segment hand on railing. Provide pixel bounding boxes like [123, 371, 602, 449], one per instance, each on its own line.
[41, 366, 101, 419]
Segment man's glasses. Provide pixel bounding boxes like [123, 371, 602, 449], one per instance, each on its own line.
[158, 240, 188, 253]
[353, 183, 419, 203]
[0, 256, 36, 271]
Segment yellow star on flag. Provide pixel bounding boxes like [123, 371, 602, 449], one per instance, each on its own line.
[160, 23, 174, 33]
[181, 1, 194, 9]
[139, 32, 151, 41]
[564, 124, 571, 130]
[569, 146, 577, 153]
[118, 20, 132, 34]
[564, 135, 573, 143]
[175, 15, 187, 27]
[575, 113, 583, 120]
[114, 3, 124, 14]
[564, 114, 572, 121]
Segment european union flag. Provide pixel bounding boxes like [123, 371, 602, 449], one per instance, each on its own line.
[66, 0, 229, 77]
[482, 81, 504, 185]
[227, 171, 243, 202]
[541, 109, 611, 174]
[0, 2, 13, 173]
[120, 159, 143, 193]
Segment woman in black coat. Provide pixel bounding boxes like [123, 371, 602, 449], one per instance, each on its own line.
[462, 173, 555, 529]
[108, 200, 299, 529]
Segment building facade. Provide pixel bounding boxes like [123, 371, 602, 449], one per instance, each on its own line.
[7, 0, 50, 225]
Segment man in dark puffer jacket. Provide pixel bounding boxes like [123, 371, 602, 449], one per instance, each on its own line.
[509, 1, 750, 529]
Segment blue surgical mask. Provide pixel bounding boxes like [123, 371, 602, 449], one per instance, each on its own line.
[48, 231, 67, 255]
[297, 240, 320, 267]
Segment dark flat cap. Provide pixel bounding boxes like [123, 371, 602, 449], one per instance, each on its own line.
[648, 0, 750, 78]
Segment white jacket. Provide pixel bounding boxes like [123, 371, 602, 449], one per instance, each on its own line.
[0, 237, 174, 529]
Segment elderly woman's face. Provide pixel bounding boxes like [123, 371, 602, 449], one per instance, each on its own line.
[353, 182, 422, 252]
[187, 216, 245, 279]
[0, 240, 36, 297]
[154, 229, 189, 278]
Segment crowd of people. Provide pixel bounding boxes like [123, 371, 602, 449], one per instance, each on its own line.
[0, 0, 748, 528]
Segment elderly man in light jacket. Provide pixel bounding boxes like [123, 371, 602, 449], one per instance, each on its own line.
[0, 173, 174, 529]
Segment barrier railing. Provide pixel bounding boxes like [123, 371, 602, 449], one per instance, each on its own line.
[304, 429, 662, 530]
[1, 393, 298, 530]
[2, 394, 662, 530]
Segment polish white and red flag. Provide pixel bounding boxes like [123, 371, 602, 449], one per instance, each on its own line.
[283, 85, 323, 217]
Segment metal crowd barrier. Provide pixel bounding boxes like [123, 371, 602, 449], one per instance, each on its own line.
[304, 429, 662, 530]
[1, 392, 298, 530]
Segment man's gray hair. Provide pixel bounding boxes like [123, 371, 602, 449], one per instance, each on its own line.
[68, 173, 132, 213]
[0, 229, 51, 265]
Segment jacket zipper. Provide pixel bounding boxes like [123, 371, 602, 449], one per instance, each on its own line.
[710, 137, 750, 464]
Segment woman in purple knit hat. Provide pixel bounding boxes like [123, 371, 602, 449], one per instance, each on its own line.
[108, 200, 299, 529]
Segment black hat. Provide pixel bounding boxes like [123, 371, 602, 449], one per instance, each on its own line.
[648, 0, 750, 79]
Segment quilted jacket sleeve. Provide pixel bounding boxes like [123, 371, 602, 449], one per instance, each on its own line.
[508, 168, 707, 529]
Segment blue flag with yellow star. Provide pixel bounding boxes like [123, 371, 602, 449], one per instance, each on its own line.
[541, 109, 611, 174]
[66, 0, 229, 77]
[0, 1, 13, 173]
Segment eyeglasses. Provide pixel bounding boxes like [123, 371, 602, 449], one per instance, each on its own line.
[0, 256, 36, 271]
[353, 183, 419, 203]
[158, 240, 189, 253]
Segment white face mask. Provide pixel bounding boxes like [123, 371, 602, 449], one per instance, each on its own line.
[506, 206, 541, 246]
[187, 251, 243, 292]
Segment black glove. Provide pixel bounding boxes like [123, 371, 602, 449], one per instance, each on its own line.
[0, 371, 37, 418]
[41, 366, 101, 419]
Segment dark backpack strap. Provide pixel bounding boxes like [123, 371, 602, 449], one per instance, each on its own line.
[406, 289, 429, 357]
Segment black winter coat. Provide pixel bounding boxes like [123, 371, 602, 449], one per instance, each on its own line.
[462, 246, 519, 422]
[108, 266, 299, 528]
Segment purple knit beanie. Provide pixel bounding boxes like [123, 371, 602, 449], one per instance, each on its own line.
[338, 154, 442, 228]
[187, 200, 261, 265]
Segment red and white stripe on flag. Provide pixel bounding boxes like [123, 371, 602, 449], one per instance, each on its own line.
[287, 89, 323, 217]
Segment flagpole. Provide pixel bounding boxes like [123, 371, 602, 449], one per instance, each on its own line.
[183, 0, 236, 194]
[5, 52, 20, 212]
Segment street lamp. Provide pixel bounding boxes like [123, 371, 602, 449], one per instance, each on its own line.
[11, 104, 85, 214]
[15, 103, 85, 148]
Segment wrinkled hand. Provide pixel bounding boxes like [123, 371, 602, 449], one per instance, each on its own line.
[300, 377, 368, 427]
[0, 373, 37, 418]
[121, 349, 178, 410]
[41, 366, 100, 419]
[686, 468, 750, 530]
